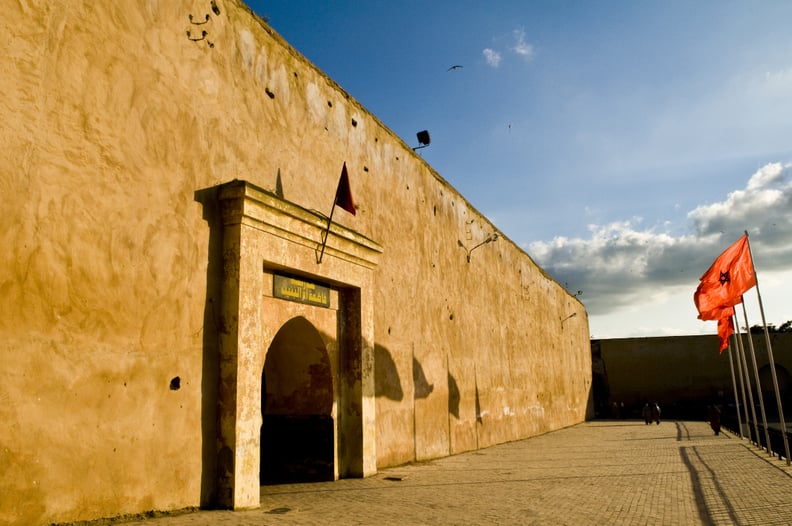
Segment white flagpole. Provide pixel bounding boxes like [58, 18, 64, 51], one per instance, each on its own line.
[740, 303, 771, 454]
[745, 232, 790, 464]
[732, 323, 751, 440]
[734, 316, 761, 447]
[726, 331, 744, 438]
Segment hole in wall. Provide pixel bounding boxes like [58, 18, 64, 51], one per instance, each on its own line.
[265, 88, 275, 99]
[170, 376, 181, 390]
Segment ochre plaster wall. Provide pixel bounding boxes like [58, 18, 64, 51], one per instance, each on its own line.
[0, 1, 591, 524]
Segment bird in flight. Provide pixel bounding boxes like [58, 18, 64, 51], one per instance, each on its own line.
[446, 65, 463, 72]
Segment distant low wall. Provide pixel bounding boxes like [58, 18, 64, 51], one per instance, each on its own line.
[592, 334, 792, 420]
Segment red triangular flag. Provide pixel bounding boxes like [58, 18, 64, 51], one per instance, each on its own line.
[334, 163, 355, 215]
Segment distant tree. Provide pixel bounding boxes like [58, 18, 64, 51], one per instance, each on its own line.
[748, 321, 792, 333]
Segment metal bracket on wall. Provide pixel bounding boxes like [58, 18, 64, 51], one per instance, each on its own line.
[186, 2, 219, 48]
[186, 29, 214, 48]
[189, 13, 210, 25]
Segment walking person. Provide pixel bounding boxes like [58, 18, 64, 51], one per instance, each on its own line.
[642, 403, 652, 425]
[651, 402, 661, 424]
[708, 405, 721, 435]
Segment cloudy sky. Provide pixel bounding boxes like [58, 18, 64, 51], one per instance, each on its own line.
[249, 1, 792, 339]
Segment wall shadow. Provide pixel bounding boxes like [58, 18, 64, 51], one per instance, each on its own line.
[589, 340, 609, 419]
[194, 187, 223, 507]
[275, 168, 284, 198]
[475, 379, 482, 423]
[448, 372, 460, 419]
[375, 344, 404, 401]
[412, 356, 434, 399]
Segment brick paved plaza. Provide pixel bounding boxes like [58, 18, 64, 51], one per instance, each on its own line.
[111, 421, 792, 526]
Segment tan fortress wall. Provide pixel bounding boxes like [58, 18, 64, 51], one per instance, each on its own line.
[0, 1, 592, 524]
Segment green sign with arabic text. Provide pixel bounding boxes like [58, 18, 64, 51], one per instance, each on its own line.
[273, 274, 330, 308]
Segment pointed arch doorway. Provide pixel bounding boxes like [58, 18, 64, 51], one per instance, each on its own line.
[260, 316, 335, 484]
[215, 180, 382, 509]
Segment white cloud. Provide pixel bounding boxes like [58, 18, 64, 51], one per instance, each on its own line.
[746, 161, 787, 190]
[483, 48, 501, 67]
[483, 29, 534, 69]
[527, 163, 792, 336]
[688, 162, 792, 242]
[511, 29, 534, 60]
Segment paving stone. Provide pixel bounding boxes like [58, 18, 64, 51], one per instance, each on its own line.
[115, 421, 792, 525]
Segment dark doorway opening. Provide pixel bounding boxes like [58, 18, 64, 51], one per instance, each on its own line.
[260, 316, 335, 484]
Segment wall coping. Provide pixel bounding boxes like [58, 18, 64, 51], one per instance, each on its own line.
[218, 179, 382, 271]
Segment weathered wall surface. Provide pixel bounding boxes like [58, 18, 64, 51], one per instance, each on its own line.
[0, 1, 591, 524]
[594, 334, 792, 419]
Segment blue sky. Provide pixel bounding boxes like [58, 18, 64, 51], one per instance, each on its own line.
[249, 1, 792, 338]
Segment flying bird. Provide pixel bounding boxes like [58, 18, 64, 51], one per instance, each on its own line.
[446, 65, 463, 72]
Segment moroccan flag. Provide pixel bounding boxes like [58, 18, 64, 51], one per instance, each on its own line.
[334, 162, 356, 215]
[694, 234, 755, 320]
[717, 310, 734, 353]
[695, 299, 736, 322]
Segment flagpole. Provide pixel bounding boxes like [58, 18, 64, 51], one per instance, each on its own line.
[727, 331, 744, 438]
[745, 232, 791, 464]
[735, 316, 761, 446]
[731, 316, 751, 440]
[317, 162, 355, 264]
[316, 201, 336, 264]
[736, 330, 753, 441]
[740, 303, 772, 454]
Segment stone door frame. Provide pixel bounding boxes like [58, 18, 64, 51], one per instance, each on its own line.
[215, 180, 382, 509]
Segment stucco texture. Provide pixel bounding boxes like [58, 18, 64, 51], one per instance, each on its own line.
[0, 1, 591, 524]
